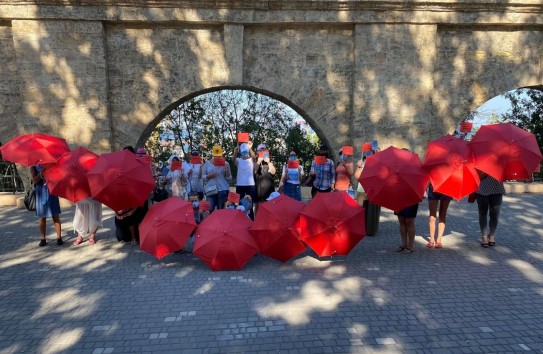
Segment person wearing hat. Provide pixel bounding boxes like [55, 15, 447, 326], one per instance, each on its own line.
[186, 150, 204, 200]
[308, 144, 335, 198]
[254, 143, 276, 213]
[232, 142, 257, 219]
[200, 145, 232, 211]
[279, 150, 304, 201]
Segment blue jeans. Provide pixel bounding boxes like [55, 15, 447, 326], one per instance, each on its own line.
[284, 182, 302, 201]
[208, 190, 229, 211]
[236, 185, 256, 219]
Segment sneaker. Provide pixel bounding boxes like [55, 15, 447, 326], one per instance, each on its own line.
[56, 238, 64, 246]
[39, 239, 47, 247]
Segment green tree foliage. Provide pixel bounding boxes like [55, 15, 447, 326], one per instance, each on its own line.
[146, 90, 319, 182]
[502, 88, 543, 178]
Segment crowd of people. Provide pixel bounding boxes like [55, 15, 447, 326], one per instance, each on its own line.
[31, 142, 507, 254]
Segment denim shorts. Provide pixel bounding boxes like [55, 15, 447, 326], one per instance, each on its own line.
[427, 185, 452, 201]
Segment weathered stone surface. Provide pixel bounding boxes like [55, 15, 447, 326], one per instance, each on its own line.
[0, 2, 541, 156]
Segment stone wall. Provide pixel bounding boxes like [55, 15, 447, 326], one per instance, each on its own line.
[0, 1, 541, 158]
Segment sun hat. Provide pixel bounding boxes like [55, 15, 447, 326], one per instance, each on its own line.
[212, 145, 223, 157]
[266, 191, 281, 201]
[191, 150, 199, 156]
[257, 144, 267, 150]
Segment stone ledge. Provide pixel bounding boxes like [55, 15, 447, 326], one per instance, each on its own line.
[0, 182, 540, 208]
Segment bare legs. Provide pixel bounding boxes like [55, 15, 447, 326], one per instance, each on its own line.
[428, 199, 450, 247]
[397, 216, 416, 253]
[39, 214, 62, 246]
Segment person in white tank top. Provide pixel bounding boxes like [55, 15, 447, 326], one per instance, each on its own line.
[232, 142, 257, 219]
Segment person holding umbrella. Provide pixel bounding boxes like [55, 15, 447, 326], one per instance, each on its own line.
[31, 165, 63, 247]
[72, 197, 102, 245]
[426, 183, 452, 249]
[476, 172, 506, 247]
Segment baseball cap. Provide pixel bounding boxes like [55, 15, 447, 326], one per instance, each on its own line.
[136, 147, 147, 155]
[266, 191, 281, 201]
[212, 145, 223, 157]
[240, 143, 249, 153]
[257, 144, 267, 150]
[191, 150, 199, 156]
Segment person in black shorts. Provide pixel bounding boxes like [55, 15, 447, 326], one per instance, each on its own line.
[394, 203, 419, 254]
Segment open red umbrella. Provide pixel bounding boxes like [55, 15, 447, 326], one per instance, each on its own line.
[468, 123, 542, 182]
[298, 191, 365, 257]
[86, 149, 155, 212]
[193, 209, 257, 271]
[359, 146, 429, 212]
[139, 197, 196, 259]
[422, 135, 480, 200]
[42, 147, 99, 203]
[249, 194, 306, 263]
[0, 133, 69, 166]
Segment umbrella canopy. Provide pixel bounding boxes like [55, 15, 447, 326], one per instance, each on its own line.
[139, 197, 196, 259]
[359, 146, 429, 212]
[422, 135, 480, 200]
[86, 150, 155, 212]
[193, 209, 257, 271]
[298, 191, 365, 257]
[42, 147, 99, 203]
[0, 133, 69, 166]
[249, 194, 306, 263]
[468, 123, 542, 182]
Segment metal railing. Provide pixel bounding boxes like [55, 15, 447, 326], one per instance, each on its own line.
[0, 161, 24, 193]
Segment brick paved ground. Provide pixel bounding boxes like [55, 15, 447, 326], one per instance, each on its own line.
[0, 194, 542, 354]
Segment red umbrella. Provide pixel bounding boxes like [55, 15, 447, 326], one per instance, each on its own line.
[249, 194, 306, 263]
[359, 146, 429, 212]
[42, 147, 99, 203]
[0, 133, 69, 166]
[298, 191, 365, 257]
[468, 123, 542, 182]
[422, 135, 480, 200]
[86, 150, 155, 212]
[193, 209, 257, 271]
[139, 197, 196, 259]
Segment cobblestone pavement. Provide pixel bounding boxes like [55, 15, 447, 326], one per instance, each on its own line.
[1, 194, 543, 354]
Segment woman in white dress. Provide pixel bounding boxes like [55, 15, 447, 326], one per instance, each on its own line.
[164, 156, 187, 199]
[73, 197, 102, 245]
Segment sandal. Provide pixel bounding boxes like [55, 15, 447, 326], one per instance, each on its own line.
[394, 246, 406, 252]
[401, 248, 414, 254]
[426, 241, 435, 248]
[88, 235, 96, 245]
[481, 236, 489, 248]
[435, 243, 442, 249]
[488, 236, 495, 247]
[73, 235, 84, 246]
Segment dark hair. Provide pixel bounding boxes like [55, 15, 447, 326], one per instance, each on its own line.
[123, 146, 135, 153]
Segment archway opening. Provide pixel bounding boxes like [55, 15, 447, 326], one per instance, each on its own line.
[141, 88, 322, 183]
[459, 86, 543, 180]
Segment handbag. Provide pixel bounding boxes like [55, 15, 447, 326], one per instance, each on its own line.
[304, 174, 316, 187]
[204, 183, 218, 197]
[24, 184, 36, 211]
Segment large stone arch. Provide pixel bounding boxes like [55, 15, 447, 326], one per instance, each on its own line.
[135, 85, 331, 151]
[0, 1, 542, 158]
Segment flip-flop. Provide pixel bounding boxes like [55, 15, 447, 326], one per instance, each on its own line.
[401, 248, 414, 254]
[435, 243, 442, 249]
[426, 242, 435, 248]
[394, 246, 406, 252]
